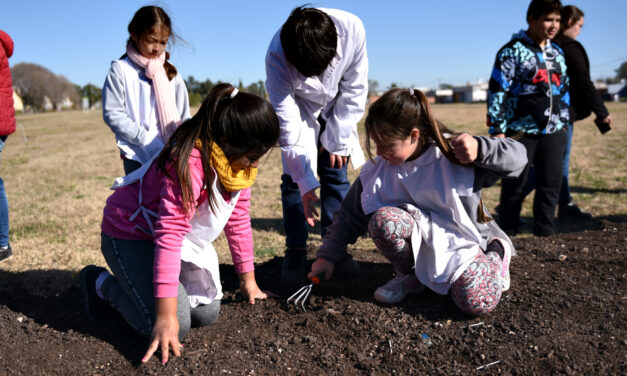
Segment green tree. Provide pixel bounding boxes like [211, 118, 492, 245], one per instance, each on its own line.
[368, 79, 379, 97]
[615, 61, 627, 81]
[80, 84, 102, 108]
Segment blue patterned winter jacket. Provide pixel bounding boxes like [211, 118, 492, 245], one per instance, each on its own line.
[487, 30, 570, 136]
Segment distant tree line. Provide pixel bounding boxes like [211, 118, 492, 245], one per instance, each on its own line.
[11, 62, 102, 111]
[185, 76, 266, 107]
[11, 59, 625, 112]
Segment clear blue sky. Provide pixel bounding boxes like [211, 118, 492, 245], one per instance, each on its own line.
[2, 0, 625, 90]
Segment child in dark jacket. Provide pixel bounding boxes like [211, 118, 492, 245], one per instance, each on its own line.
[487, 0, 570, 237]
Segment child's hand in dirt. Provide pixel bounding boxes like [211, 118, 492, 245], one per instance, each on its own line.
[308, 258, 334, 281]
[451, 133, 478, 164]
[142, 298, 181, 365]
[239, 271, 276, 304]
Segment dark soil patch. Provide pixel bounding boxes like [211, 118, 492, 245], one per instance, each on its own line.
[1, 220, 625, 375]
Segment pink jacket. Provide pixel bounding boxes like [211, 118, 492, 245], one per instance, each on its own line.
[0, 30, 15, 136]
[101, 149, 255, 298]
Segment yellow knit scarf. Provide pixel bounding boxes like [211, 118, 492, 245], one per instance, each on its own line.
[195, 139, 257, 192]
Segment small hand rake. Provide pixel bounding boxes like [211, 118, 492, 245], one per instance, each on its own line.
[286, 273, 324, 312]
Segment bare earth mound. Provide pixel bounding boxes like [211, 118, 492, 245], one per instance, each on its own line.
[0, 220, 625, 375]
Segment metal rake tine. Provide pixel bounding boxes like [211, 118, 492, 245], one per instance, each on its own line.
[298, 285, 313, 312]
[287, 285, 310, 306]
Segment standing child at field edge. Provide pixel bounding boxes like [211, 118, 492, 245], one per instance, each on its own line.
[309, 89, 527, 315]
[103, 5, 190, 175]
[80, 85, 279, 364]
[265, 6, 369, 284]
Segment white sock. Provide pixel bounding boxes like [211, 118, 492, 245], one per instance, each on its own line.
[95, 270, 112, 300]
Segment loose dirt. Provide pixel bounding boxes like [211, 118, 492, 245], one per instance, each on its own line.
[1, 220, 625, 375]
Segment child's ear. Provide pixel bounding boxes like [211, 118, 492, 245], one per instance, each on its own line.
[411, 129, 420, 144]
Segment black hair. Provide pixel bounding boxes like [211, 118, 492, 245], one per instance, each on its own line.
[126, 6, 179, 80]
[158, 84, 280, 214]
[527, 0, 563, 22]
[280, 6, 337, 77]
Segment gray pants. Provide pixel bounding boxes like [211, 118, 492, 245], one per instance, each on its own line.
[100, 233, 220, 340]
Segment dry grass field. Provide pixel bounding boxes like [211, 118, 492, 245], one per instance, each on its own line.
[1, 102, 625, 288]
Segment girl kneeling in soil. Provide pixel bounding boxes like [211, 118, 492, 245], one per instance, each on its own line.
[308, 88, 527, 315]
[80, 84, 279, 364]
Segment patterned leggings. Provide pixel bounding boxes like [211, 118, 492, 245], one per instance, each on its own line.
[368, 206, 503, 315]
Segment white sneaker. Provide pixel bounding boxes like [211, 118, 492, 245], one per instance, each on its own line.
[488, 238, 511, 292]
[374, 273, 424, 304]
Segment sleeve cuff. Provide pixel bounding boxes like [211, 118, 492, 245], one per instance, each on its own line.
[154, 282, 179, 298]
[234, 261, 255, 275]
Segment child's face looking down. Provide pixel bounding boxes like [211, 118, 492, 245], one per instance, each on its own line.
[132, 27, 169, 59]
[230, 150, 267, 171]
[373, 128, 421, 165]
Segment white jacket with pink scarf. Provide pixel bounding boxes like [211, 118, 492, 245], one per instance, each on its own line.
[102, 56, 191, 164]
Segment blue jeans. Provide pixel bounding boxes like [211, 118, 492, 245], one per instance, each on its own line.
[281, 148, 350, 248]
[100, 233, 220, 340]
[0, 136, 9, 248]
[522, 123, 573, 204]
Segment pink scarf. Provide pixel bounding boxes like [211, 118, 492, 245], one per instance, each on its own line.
[126, 43, 180, 141]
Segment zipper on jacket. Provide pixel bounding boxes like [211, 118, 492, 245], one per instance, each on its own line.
[543, 45, 553, 130]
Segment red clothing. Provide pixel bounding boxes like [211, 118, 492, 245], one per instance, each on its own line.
[102, 149, 255, 298]
[0, 30, 15, 136]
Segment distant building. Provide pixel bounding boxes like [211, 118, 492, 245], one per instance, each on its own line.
[606, 79, 626, 102]
[12, 88, 23, 113]
[429, 89, 453, 103]
[452, 79, 488, 103]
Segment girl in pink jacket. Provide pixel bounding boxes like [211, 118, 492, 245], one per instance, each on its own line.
[80, 84, 279, 364]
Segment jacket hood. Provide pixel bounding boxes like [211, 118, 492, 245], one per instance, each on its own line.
[510, 29, 557, 51]
[511, 30, 537, 45]
[0, 31, 13, 58]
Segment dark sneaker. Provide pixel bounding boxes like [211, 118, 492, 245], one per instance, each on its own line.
[280, 248, 308, 285]
[333, 254, 360, 279]
[79, 265, 121, 323]
[0, 245, 12, 263]
[558, 200, 592, 219]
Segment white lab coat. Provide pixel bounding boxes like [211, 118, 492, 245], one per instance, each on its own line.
[265, 8, 368, 196]
[359, 147, 484, 295]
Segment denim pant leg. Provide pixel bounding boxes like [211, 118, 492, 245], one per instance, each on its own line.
[0, 136, 8, 247]
[318, 149, 350, 237]
[280, 174, 308, 248]
[558, 123, 573, 204]
[100, 234, 192, 340]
